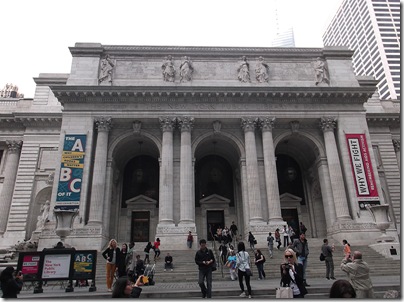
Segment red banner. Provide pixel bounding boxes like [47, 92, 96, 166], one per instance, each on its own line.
[346, 134, 379, 203]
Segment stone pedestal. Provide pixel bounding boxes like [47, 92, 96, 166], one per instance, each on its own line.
[369, 242, 400, 260]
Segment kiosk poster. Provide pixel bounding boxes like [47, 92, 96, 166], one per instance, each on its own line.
[42, 254, 72, 279]
[73, 251, 97, 280]
[18, 253, 42, 281]
[346, 133, 379, 208]
[56, 134, 86, 210]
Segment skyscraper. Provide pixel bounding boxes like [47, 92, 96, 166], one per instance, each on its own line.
[323, 0, 400, 100]
[271, 27, 296, 47]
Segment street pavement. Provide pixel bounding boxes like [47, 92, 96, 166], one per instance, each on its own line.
[17, 274, 400, 299]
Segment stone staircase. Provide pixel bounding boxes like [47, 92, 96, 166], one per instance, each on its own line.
[93, 239, 400, 285]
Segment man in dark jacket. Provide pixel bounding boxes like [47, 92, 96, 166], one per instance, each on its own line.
[322, 239, 335, 280]
[292, 233, 310, 286]
[195, 239, 216, 298]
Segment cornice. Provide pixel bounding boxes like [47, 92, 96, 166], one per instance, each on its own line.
[0, 115, 62, 128]
[366, 113, 400, 127]
[51, 85, 375, 105]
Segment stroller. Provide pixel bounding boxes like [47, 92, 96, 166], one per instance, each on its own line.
[143, 264, 155, 286]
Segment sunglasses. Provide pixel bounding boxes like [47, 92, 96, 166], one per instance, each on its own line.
[285, 255, 293, 258]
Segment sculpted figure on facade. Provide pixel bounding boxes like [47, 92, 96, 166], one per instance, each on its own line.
[314, 57, 330, 85]
[99, 55, 115, 83]
[180, 56, 193, 82]
[36, 200, 50, 231]
[162, 55, 176, 82]
[237, 56, 251, 83]
[255, 56, 269, 83]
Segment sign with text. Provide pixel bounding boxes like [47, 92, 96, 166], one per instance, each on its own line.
[17, 252, 42, 282]
[56, 134, 86, 210]
[73, 250, 97, 280]
[42, 254, 72, 279]
[346, 133, 379, 208]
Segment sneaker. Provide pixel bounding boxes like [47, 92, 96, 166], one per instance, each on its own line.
[171, 269, 173, 271]
[248, 295, 252, 298]
[108, 288, 112, 292]
[164, 269, 166, 271]
[331, 277, 336, 280]
[326, 277, 330, 280]
[239, 292, 246, 297]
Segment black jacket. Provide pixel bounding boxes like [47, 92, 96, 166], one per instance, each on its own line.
[195, 248, 216, 271]
[102, 247, 121, 266]
[1, 278, 23, 298]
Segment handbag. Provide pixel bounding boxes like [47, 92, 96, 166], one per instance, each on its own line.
[245, 268, 253, 276]
[276, 287, 293, 298]
[320, 253, 325, 261]
[253, 239, 257, 244]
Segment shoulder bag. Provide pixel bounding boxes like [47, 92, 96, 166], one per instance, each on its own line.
[276, 281, 293, 299]
[320, 253, 325, 261]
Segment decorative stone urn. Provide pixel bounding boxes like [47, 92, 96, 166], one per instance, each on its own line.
[365, 204, 395, 242]
[53, 208, 79, 242]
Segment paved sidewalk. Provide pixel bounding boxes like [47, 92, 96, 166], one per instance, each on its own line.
[18, 274, 400, 299]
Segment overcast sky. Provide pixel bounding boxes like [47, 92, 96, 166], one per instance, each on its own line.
[1, 0, 344, 98]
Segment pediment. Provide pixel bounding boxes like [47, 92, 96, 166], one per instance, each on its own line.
[279, 192, 302, 203]
[125, 194, 157, 206]
[200, 194, 230, 205]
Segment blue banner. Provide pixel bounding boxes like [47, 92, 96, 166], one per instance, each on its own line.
[55, 135, 86, 210]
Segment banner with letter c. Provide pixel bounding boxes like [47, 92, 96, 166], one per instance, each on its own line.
[56, 134, 86, 210]
[346, 133, 379, 209]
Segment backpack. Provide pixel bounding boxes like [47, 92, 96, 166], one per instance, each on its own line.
[262, 255, 266, 263]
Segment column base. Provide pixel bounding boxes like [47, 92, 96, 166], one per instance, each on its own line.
[369, 241, 400, 260]
[155, 224, 198, 250]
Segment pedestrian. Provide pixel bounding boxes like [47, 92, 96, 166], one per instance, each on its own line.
[236, 241, 252, 298]
[254, 249, 266, 280]
[102, 239, 121, 292]
[111, 275, 144, 298]
[164, 253, 173, 271]
[133, 254, 145, 279]
[342, 239, 351, 257]
[195, 239, 216, 298]
[288, 225, 296, 242]
[322, 239, 335, 280]
[0, 266, 23, 298]
[248, 231, 256, 251]
[329, 279, 356, 298]
[187, 231, 194, 249]
[118, 243, 128, 277]
[153, 238, 161, 260]
[227, 250, 238, 281]
[281, 225, 289, 248]
[143, 242, 153, 264]
[275, 228, 282, 250]
[280, 248, 307, 298]
[230, 221, 238, 241]
[291, 232, 310, 287]
[340, 251, 374, 298]
[299, 222, 307, 234]
[267, 232, 274, 258]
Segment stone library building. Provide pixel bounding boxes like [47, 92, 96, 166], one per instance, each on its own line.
[0, 43, 400, 251]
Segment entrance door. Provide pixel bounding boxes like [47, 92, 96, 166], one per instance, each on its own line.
[206, 210, 224, 241]
[131, 211, 150, 242]
[281, 208, 300, 235]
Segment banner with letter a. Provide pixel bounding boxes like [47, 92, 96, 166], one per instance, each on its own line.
[56, 134, 87, 210]
[346, 133, 379, 209]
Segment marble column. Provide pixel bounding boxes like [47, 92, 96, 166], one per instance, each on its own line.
[393, 139, 400, 170]
[88, 117, 112, 224]
[241, 117, 264, 223]
[259, 117, 283, 223]
[240, 159, 250, 237]
[320, 117, 351, 221]
[158, 117, 176, 225]
[0, 140, 22, 234]
[178, 116, 195, 224]
[316, 158, 337, 227]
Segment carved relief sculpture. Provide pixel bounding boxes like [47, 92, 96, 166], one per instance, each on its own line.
[237, 56, 251, 83]
[314, 57, 330, 85]
[99, 55, 115, 83]
[255, 56, 269, 83]
[162, 55, 176, 82]
[180, 56, 194, 82]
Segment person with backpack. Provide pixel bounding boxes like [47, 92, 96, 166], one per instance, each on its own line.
[254, 249, 266, 280]
[267, 232, 275, 258]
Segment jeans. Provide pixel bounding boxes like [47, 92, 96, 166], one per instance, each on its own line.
[187, 241, 192, 248]
[256, 262, 266, 279]
[297, 256, 308, 280]
[237, 269, 252, 295]
[198, 269, 213, 298]
[325, 256, 334, 278]
[268, 245, 273, 257]
[283, 236, 289, 247]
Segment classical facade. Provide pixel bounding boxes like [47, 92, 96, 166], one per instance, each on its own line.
[0, 44, 400, 251]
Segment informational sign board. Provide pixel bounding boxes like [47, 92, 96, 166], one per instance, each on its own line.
[42, 254, 72, 279]
[72, 250, 97, 280]
[56, 134, 87, 210]
[17, 252, 42, 282]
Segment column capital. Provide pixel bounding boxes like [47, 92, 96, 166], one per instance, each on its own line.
[320, 117, 337, 132]
[5, 140, 23, 153]
[393, 139, 400, 152]
[159, 116, 176, 132]
[177, 116, 194, 132]
[258, 117, 276, 132]
[241, 117, 259, 132]
[95, 116, 112, 132]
